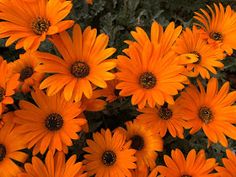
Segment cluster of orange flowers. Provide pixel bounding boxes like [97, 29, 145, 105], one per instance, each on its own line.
[0, 0, 236, 176]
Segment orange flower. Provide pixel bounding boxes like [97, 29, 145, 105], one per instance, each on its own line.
[194, 3, 236, 55]
[79, 113, 89, 133]
[0, 120, 3, 129]
[35, 24, 116, 102]
[124, 21, 182, 57]
[148, 167, 159, 177]
[18, 150, 87, 177]
[0, 118, 27, 177]
[132, 164, 159, 177]
[116, 41, 186, 109]
[10, 52, 44, 93]
[119, 120, 163, 169]
[98, 79, 121, 103]
[87, 0, 93, 4]
[136, 102, 189, 139]
[81, 90, 107, 112]
[14, 89, 87, 155]
[0, 0, 74, 51]
[178, 78, 236, 147]
[0, 111, 15, 129]
[83, 129, 137, 177]
[0, 57, 19, 115]
[132, 165, 149, 177]
[215, 149, 236, 177]
[157, 149, 218, 177]
[174, 26, 225, 79]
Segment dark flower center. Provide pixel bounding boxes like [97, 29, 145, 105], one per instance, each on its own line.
[198, 107, 213, 124]
[114, 89, 120, 97]
[159, 107, 173, 120]
[181, 175, 192, 177]
[32, 17, 50, 35]
[191, 51, 201, 64]
[102, 150, 116, 166]
[139, 72, 157, 89]
[20, 66, 34, 81]
[0, 144, 6, 161]
[71, 61, 90, 78]
[210, 32, 223, 41]
[131, 135, 144, 151]
[0, 87, 5, 102]
[45, 113, 64, 131]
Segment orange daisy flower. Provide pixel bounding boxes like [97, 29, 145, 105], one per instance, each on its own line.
[194, 3, 236, 55]
[0, 57, 19, 115]
[136, 102, 189, 139]
[18, 150, 87, 177]
[35, 24, 116, 102]
[87, 0, 93, 4]
[0, 0, 74, 51]
[81, 90, 107, 112]
[215, 149, 236, 177]
[0, 118, 27, 177]
[10, 52, 44, 93]
[98, 79, 121, 103]
[157, 149, 218, 177]
[132, 165, 149, 177]
[83, 129, 137, 177]
[119, 120, 163, 169]
[14, 88, 87, 155]
[174, 26, 225, 79]
[0, 111, 15, 129]
[0, 120, 3, 129]
[148, 167, 159, 177]
[178, 77, 236, 147]
[124, 21, 182, 57]
[132, 165, 159, 177]
[116, 42, 186, 109]
[79, 113, 89, 133]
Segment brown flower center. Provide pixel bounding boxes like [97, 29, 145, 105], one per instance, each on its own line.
[0, 144, 6, 161]
[210, 32, 223, 41]
[102, 150, 116, 166]
[32, 17, 50, 35]
[198, 107, 213, 124]
[45, 113, 64, 131]
[0, 87, 5, 102]
[181, 175, 192, 177]
[139, 72, 157, 89]
[159, 107, 173, 120]
[71, 61, 90, 78]
[191, 51, 201, 64]
[20, 66, 34, 81]
[131, 135, 144, 151]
